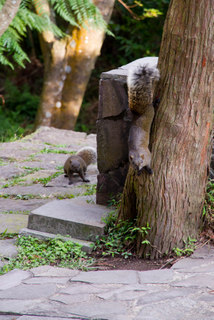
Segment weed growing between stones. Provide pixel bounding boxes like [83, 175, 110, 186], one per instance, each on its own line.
[172, 237, 197, 257]
[93, 210, 151, 259]
[33, 171, 63, 186]
[57, 194, 75, 200]
[0, 229, 17, 240]
[1, 210, 30, 215]
[2, 167, 44, 188]
[0, 193, 49, 200]
[0, 235, 94, 275]
[39, 147, 75, 155]
[82, 184, 97, 196]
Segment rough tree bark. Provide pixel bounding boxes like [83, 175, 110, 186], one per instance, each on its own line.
[0, 0, 21, 37]
[118, 0, 214, 259]
[34, 0, 67, 127]
[35, 0, 115, 129]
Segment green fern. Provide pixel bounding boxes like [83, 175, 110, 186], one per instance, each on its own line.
[0, 0, 111, 69]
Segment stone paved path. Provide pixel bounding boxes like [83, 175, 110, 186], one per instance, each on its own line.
[0, 245, 214, 320]
[1, 127, 214, 319]
[0, 126, 97, 234]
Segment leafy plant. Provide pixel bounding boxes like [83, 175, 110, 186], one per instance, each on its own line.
[173, 237, 197, 257]
[82, 184, 97, 196]
[0, 81, 39, 142]
[94, 210, 151, 258]
[0, 229, 17, 240]
[0, 0, 111, 69]
[0, 235, 94, 274]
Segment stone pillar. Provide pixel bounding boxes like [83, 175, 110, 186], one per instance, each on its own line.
[96, 57, 158, 205]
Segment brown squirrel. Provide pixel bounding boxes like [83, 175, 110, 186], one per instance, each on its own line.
[64, 147, 97, 184]
[127, 62, 160, 175]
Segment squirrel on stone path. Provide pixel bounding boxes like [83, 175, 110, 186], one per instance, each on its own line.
[127, 62, 160, 175]
[64, 147, 97, 185]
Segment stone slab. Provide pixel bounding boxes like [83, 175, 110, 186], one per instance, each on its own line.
[0, 213, 28, 233]
[71, 270, 139, 284]
[172, 257, 214, 272]
[20, 228, 94, 253]
[0, 238, 18, 258]
[28, 198, 110, 241]
[0, 198, 50, 213]
[135, 295, 214, 320]
[30, 265, 80, 277]
[0, 269, 32, 290]
[171, 274, 214, 289]
[62, 300, 129, 319]
[0, 299, 42, 314]
[17, 317, 81, 320]
[138, 269, 181, 284]
[190, 245, 214, 259]
[23, 276, 70, 285]
[0, 283, 57, 300]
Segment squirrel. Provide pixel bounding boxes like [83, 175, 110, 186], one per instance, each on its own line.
[64, 146, 97, 185]
[127, 62, 160, 175]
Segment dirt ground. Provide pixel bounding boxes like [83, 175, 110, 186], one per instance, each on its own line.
[90, 254, 175, 271]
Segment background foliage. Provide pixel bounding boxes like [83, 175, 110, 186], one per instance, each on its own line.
[0, 0, 170, 139]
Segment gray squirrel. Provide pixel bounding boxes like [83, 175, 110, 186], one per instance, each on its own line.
[127, 61, 160, 175]
[64, 146, 97, 184]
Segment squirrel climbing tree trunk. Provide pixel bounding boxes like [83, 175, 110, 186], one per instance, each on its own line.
[35, 0, 115, 129]
[118, 0, 214, 259]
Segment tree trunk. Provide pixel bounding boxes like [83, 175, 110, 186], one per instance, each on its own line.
[34, 0, 67, 127]
[118, 0, 214, 259]
[0, 0, 21, 37]
[35, 0, 115, 129]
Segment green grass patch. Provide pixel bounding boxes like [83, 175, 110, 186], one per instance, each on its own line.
[1, 210, 30, 215]
[40, 147, 75, 155]
[33, 171, 63, 186]
[0, 235, 94, 275]
[2, 167, 44, 188]
[57, 194, 75, 200]
[82, 184, 97, 196]
[0, 193, 47, 200]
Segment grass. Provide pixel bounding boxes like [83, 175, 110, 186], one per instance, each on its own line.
[1, 167, 44, 188]
[0, 235, 94, 275]
[39, 147, 75, 155]
[33, 171, 63, 186]
[1, 210, 30, 215]
[0, 193, 48, 200]
[82, 184, 97, 196]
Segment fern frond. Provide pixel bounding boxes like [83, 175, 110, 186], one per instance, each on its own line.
[49, 0, 79, 27]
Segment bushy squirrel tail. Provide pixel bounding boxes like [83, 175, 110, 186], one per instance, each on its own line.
[127, 64, 160, 115]
[76, 146, 97, 167]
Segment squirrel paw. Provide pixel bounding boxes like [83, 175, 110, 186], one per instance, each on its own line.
[137, 166, 153, 176]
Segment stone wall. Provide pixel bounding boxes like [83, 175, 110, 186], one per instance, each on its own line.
[96, 57, 158, 205]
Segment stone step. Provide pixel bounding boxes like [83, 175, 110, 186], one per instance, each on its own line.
[27, 197, 112, 242]
[20, 228, 94, 254]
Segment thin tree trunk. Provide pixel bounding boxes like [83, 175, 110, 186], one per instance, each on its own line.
[0, 0, 21, 37]
[35, 0, 115, 129]
[51, 0, 115, 129]
[34, 0, 67, 127]
[119, 0, 214, 259]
